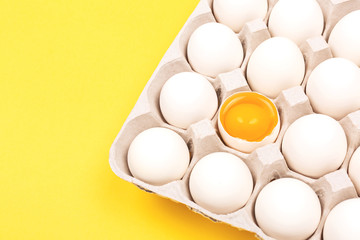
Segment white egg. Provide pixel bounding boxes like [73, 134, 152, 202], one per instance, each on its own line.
[213, 0, 268, 33]
[159, 72, 218, 129]
[246, 37, 305, 99]
[306, 58, 360, 120]
[189, 152, 253, 214]
[282, 114, 347, 178]
[218, 92, 280, 153]
[323, 198, 360, 240]
[329, 10, 360, 66]
[268, 0, 324, 46]
[255, 178, 321, 240]
[349, 147, 360, 195]
[187, 22, 244, 78]
[127, 127, 190, 186]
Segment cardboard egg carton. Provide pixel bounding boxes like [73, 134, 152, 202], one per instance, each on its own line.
[109, 0, 360, 239]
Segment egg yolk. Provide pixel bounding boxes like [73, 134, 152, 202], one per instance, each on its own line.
[220, 92, 278, 142]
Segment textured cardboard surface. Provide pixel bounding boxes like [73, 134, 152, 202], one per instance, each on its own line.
[110, 0, 360, 239]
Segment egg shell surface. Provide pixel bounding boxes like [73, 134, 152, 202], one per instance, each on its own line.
[329, 10, 360, 66]
[246, 37, 305, 99]
[306, 57, 360, 120]
[213, 0, 268, 33]
[160, 72, 218, 129]
[255, 178, 321, 240]
[189, 152, 253, 214]
[323, 198, 360, 240]
[282, 114, 347, 179]
[187, 22, 244, 78]
[268, 0, 324, 45]
[127, 127, 190, 186]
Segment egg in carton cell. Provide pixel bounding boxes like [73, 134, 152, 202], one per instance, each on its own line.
[110, 0, 360, 239]
[316, 0, 360, 39]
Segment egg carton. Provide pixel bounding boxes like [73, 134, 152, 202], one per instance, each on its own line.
[109, 0, 360, 239]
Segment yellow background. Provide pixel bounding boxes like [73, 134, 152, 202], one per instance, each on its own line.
[0, 0, 257, 239]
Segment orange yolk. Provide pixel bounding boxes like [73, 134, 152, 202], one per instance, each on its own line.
[220, 92, 279, 142]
